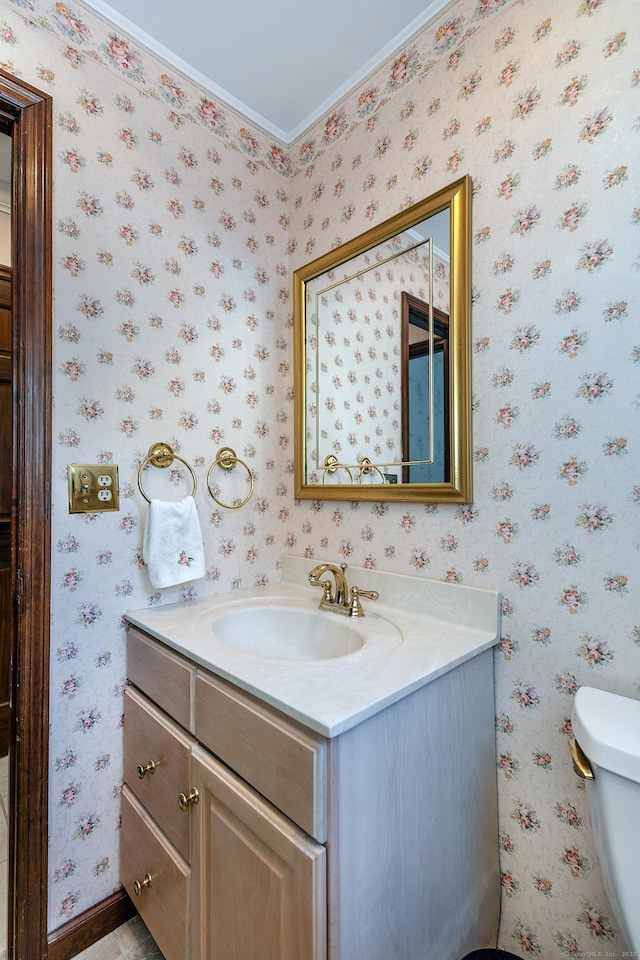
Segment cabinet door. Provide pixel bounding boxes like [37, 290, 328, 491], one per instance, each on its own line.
[190, 744, 326, 960]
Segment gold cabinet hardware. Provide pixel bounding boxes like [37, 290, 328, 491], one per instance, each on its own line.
[133, 873, 152, 896]
[136, 759, 159, 779]
[178, 787, 200, 811]
[568, 737, 594, 780]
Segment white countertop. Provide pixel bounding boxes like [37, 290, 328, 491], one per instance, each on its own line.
[126, 556, 501, 737]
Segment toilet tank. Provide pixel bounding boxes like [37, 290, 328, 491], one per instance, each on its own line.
[571, 686, 640, 954]
[572, 686, 640, 784]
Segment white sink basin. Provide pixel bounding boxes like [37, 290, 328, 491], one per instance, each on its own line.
[183, 596, 403, 663]
[211, 604, 366, 660]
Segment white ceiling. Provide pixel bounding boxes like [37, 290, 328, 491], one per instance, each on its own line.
[83, 0, 452, 143]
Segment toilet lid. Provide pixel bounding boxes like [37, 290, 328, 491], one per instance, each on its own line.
[572, 687, 640, 784]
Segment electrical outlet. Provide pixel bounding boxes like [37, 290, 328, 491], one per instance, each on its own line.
[68, 464, 120, 513]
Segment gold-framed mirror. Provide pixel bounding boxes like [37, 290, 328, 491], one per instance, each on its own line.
[294, 174, 472, 502]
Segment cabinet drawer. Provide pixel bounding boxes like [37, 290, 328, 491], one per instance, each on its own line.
[124, 686, 193, 860]
[121, 786, 190, 960]
[195, 671, 328, 842]
[127, 625, 193, 730]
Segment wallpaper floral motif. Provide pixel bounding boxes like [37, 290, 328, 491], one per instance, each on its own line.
[0, 0, 638, 955]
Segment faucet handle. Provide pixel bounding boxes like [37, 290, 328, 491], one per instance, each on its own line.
[349, 585, 379, 617]
[310, 577, 334, 603]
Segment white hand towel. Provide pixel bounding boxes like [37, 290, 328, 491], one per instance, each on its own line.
[143, 496, 205, 589]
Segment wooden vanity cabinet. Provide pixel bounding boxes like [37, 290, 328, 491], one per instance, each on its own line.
[121, 638, 196, 960]
[124, 625, 327, 960]
[124, 623, 499, 960]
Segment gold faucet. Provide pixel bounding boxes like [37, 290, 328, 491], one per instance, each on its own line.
[308, 562, 379, 617]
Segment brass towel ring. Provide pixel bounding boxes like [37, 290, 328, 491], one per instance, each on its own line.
[322, 454, 354, 485]
[137, 442, 197, 504]
[358, 457, 386, 483]
[206, 447, 254, 509]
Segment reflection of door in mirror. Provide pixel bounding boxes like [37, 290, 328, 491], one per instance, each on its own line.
[401, 292, 450, 484]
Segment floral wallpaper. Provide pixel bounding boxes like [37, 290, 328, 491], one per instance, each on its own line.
[288, 1, 639, 955]
[0, 0, 638, 955]
[1, 0, 294, 930]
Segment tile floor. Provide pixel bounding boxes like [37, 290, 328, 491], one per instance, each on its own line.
[72, 916, 165, 960]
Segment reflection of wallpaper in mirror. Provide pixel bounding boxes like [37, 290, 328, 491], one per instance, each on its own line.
[305, 239, 449, 482]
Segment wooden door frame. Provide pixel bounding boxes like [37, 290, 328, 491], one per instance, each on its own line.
[0, 70, 52, 959]
[0, 265, 11, 758]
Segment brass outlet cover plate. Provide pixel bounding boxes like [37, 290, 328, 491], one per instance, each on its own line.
[68, 464, 120, 513]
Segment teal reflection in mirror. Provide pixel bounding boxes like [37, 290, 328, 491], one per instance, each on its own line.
[294, 175, 472, 503]
[402, 293, 450, 484]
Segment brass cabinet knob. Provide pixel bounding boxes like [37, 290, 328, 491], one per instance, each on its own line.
[133, 873, 152, 896]
[136, 759, 159, 779]
[178, 786, 200, 811]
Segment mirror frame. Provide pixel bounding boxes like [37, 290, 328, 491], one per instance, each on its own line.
[293, 174, 472, 503]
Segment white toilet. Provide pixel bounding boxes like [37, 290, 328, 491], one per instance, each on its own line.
[570, 686, 640, 953]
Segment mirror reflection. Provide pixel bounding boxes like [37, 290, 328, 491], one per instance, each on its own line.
[294, 175, 472, 502]
[401, 291, 450, 484]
